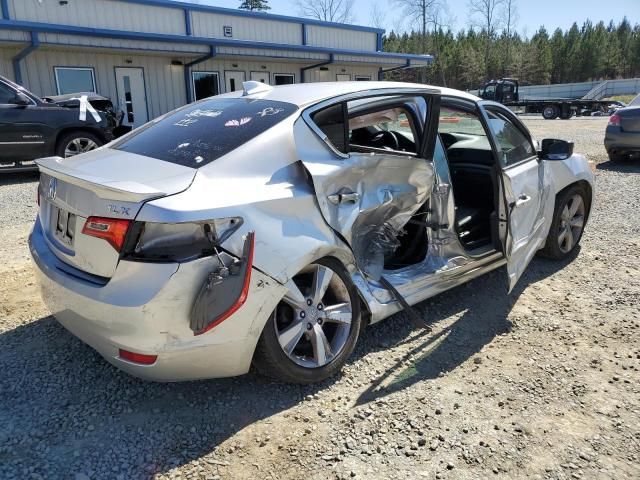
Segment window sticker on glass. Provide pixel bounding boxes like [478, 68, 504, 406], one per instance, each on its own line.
[225, 117, 252, 127]
[257, 107, 285, 117]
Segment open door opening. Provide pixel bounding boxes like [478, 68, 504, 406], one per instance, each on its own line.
[438, 101, 502, 255]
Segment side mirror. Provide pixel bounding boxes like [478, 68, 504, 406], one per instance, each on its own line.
[540, 138, 574, 160]
[12, 92, 31, 106]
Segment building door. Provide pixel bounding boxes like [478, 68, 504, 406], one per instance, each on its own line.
[115, 67, 148, 128]
[250, 71, 270, 84]
[225, 71, 246, 92]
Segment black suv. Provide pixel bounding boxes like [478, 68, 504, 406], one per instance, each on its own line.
[0, 75, 117, 173]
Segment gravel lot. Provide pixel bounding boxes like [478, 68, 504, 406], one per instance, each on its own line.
[1, 117, 639, 480]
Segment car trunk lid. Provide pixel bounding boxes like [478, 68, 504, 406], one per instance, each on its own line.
[620, 107, 640, 133]
[37, 148, 196, 278]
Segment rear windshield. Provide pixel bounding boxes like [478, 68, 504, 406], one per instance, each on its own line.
[113, 98, 298, 168]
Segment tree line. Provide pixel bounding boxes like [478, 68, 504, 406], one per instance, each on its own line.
[236, 1, 640, 89]
[383, 17, 640, 90]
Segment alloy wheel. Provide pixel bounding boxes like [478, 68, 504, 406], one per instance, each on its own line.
[274, 264, 354, 369]
[557, 194, 585, 253]
[64, 137, 99, 157]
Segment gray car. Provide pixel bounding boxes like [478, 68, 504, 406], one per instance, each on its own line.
[30, 81, 594, 384]
[605, 93, 640, 161]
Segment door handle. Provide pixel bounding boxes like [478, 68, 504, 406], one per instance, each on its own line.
[328, 191, 360, 205]
[514, 194, 531, 208]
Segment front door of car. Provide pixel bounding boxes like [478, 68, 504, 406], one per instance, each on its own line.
[480, 103, 553, 291]
[295, 90, 440, 279]
[0, 81, 48, 161]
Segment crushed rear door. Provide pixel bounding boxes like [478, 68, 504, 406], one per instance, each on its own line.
[295, 89, 440, 280]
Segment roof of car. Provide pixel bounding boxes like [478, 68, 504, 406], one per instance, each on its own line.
[220, 81, 480, 107]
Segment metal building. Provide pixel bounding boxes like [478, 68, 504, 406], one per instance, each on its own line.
[0, 0, 432, 128]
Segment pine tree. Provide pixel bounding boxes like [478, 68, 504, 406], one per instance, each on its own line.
[239, 0, 270, 12]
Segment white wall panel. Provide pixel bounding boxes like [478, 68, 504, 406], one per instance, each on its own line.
[0, 47, 18, 80]
[0, 30, 30, 42]
[304, 64, 378, 83]
[9, 0, 185, 35]
[20, 49, 187, 119]
[39, 33, 209, 54]
[216, 46, 324, 61]
[306, 26, 376, 52]
[192, 12, 301, 45]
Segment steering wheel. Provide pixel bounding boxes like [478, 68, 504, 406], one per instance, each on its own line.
[371, 130, 400, 150]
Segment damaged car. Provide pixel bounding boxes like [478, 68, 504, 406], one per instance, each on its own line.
[0, 75, 117, 172]
[29, 81, 594, 384]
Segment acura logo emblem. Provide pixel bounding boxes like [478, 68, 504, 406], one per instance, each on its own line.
[48, 177, 57, 200]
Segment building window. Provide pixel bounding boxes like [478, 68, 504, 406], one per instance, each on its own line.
[273, 74, 295, 86]
[54, 67, 96, 95]
[192, 71, 220, 100]
[355, 75, 371, 81]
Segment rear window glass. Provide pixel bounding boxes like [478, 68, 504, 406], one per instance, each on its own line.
[113, 98, 298, 168]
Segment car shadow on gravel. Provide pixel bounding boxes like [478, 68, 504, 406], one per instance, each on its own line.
[0, 170, 39, 186]
[596, 160, 640, 173]
[353, 250, 582, 406]
[0, 251, 578, 479]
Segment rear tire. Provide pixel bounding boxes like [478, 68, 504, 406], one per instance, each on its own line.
[55, 131, 103, 158]
[253, 257, 362, 384]
[538, 185, 589, 260]
[542, 105, 559, 120]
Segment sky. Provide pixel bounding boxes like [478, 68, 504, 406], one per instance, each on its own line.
[182, 0, 639, 37]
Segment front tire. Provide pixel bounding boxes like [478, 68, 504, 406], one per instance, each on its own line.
[253, 257, 362, 384]
[539, 185, 589, 260]
[56, 131, 102, 158]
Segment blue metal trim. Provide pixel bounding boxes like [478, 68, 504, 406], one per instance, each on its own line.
[301, 23, 307, 46]
[0, 19, 433, 63]
[12, 32, 39, 85]
[376, 33, 383, 52]
[122, 0, 385, 34]
[301, 54, 334, 83]
[184, 45, 216, 103]
[184, 8, 192, 36]
[1, 0, 9, 21]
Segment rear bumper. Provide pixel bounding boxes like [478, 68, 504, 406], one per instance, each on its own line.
[29, 217, 285, 381]
[604, 127, 640, 153]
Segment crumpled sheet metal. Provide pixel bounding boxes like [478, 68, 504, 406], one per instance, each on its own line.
[307, 151, 433, 280]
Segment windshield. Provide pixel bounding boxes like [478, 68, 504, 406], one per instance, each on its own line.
[113, 98, 298, 168]
[630, 94, 640, 107]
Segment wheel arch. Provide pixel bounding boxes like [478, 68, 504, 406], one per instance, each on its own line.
[557, 179, 593, 220]
[55, 126, 107, 148]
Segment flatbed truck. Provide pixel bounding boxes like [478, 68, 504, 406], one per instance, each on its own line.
[478, 78, 621, 119]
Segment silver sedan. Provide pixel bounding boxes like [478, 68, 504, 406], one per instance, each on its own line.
[30, 81, 594, 384]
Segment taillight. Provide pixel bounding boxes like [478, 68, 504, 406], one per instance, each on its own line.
[122, 217, 243, 262]
[119, 349, 157, 365]
[608, 114, 621, 127]
[82, 216, 131, 252]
